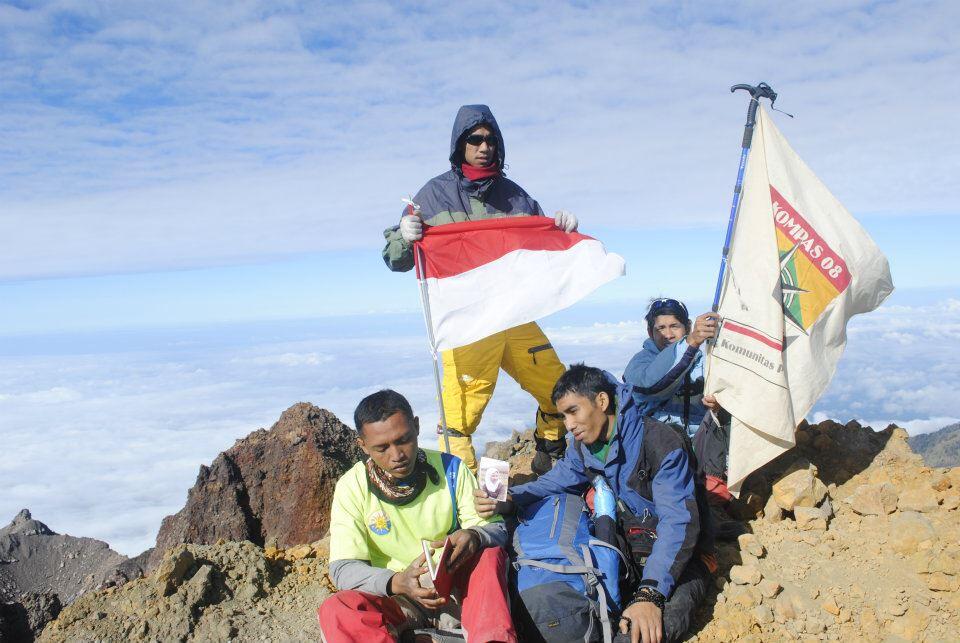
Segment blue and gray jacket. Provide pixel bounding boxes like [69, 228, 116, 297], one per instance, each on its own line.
[623, 338, 706, 438]
[382, 104, 544, 272]
[511, 380, 704, 598]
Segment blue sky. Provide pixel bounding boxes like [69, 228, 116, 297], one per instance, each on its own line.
[1, 1, 959, 553]
[3, 0, 958, 285]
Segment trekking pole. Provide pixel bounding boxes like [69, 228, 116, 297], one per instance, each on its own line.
[710, 82, 780, 312]
[406, 197, 452, 456]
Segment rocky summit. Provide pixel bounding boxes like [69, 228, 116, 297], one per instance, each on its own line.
[147, 403, 363, 571]
[691, 420, 960, 642]
[39, 539, 333, 643]
[0, 509, 144, 641]
[27, 410, 960, 642]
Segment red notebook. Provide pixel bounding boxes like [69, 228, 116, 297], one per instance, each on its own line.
[422, 537, 454, 598]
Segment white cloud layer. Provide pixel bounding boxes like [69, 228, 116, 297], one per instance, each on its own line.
[810, 297, 960, 433]
[1, 295, 958, 555]
[2, 1, 958, 279]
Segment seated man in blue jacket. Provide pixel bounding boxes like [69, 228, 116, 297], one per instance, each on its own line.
[476, 364, 714, 643]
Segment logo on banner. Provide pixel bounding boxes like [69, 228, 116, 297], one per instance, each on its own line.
[770, 186, 851, 333]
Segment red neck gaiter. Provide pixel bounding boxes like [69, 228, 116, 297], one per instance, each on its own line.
[461, 163, 500, 182]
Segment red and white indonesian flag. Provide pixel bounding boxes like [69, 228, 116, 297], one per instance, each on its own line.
[706, 106, 893, 494]
[413, 217, 625, 351]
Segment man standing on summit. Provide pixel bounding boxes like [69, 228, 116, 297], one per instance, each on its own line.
[383, 105, 578, 474]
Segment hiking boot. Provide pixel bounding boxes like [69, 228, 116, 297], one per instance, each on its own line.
[708, 504, 748, 541]
[410, 629, 466, 643]
[715, 519, 749, 541]
[531, 436, 567, 475]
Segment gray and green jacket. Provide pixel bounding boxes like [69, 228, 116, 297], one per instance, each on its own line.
[382, 104, 545, 272]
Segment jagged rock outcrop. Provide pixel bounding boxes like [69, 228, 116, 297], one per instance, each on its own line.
[0, 591, 61, 643]
[39, 539, 333, 643]
[692, 421, 960, 641]
[0, 509, 142, 641]
[147, 403, 363, 571]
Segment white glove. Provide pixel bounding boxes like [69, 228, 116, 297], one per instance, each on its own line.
[399, 214, 423, 243]
[554, 210, 578, 233]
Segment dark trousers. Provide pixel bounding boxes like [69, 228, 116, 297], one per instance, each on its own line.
[614, 559, 711, 643]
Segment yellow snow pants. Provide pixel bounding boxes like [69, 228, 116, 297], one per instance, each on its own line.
[438, 321, 566, 472]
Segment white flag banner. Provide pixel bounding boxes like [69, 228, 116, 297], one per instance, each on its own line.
[707, 106, 894, 494]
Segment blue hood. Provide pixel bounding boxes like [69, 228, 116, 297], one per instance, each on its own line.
[449, 104, 505, 169]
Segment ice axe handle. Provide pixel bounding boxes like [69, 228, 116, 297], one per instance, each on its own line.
[730, 82, 778, 104]
[731, 82, 778, 146]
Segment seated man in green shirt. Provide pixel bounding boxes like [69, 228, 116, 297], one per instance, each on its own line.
[318, 389, 516, 643]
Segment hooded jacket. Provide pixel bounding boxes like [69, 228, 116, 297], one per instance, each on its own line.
[382, 104, 544, 272]
[510, 378, 708, 598]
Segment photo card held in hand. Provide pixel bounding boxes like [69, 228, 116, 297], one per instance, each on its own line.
[478, 457, 509, 502]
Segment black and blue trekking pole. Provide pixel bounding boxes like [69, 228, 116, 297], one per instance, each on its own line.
[710, 82, 780, 311]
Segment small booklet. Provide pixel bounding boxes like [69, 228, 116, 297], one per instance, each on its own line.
[421, 537, 454, 598]
[478, 457, 509, 502]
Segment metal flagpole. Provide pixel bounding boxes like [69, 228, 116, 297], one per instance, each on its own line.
[711, 82, 780, 312]
[407, 198, 452, 457]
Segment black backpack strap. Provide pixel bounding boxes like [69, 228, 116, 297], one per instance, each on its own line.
[640, 417, 717, 564]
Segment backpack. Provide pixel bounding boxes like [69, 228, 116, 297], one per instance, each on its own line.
[510, 494, 626, 643]
[574, 417, 715, 581]
[692, 408, 730, 480]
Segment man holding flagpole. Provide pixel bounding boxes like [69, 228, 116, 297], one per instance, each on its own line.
[382, 104, 580, 475]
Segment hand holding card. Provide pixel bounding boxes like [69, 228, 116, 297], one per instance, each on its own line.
[478, 457, 509, 502]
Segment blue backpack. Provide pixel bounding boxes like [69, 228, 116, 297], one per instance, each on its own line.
[511, 494, 626, 643]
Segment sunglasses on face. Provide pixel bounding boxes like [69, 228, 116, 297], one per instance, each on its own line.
[464, 134, 497, 147]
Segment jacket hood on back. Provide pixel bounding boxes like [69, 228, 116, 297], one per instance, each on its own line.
[449, 104, 505, 169]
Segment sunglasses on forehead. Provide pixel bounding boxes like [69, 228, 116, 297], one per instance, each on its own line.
[464, 134, 497, 146]
[648, 298, 688, 317]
